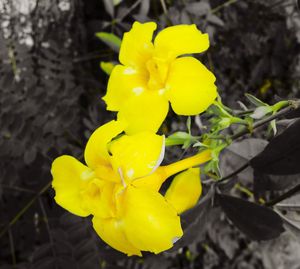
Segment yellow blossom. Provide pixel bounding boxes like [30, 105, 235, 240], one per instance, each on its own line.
[51, 120, 211, 256]
[103, 22, 217, 134]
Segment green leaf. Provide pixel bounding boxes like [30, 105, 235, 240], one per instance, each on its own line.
[245, 93, 268, 107]
[250, 106, 272, 119]
[100, 61, 115, 75]
[95, 32, 121, 52]
[186, 116, 192, 134]
[103, 0, 114, 17]
[270, 119, 277, 135]
[165, 131, 199, 148]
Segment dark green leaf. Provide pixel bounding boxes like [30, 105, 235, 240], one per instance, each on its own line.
[245, 93, 268, 107]
[95, 32, 121, 52]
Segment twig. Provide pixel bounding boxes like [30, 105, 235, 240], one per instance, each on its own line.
[265, 183, 300, 207]
[0, 185, 35, 194]
[38, 197, 59, 269]
[8, 228, 16, 267]
[160, 0, 168, 16]
[230, 100, 300, 140]
[217, 162, 250, 184]
[0, 181, 51, 238]
[117, 0, 142, 22]
[211, 0, 240, 14]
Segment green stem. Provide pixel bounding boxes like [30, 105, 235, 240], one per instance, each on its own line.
[230, 100, 300, 140]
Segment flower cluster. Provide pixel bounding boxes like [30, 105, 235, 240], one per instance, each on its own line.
[51, 21, 217, 256]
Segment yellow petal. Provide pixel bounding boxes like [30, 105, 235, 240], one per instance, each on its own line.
[134, 150, 212, 191]
[93, 217, 142, 256]
[165, 168, 202, 214]
[81, 179, 117, 218]
[109, 132, 165, 181]
[117, 91, 169, 135]
[103, 65, 148, 111]
[165, 57, 217, 115]
[119, 21, 156, 68]
[84, 120, 126, 169]
[133, 166, 168, 192]
[154, 24, 209, 59]
[51, 155, 94, 217]
[122, 186, 183, 254]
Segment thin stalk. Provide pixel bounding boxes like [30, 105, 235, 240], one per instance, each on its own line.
[230, 100, 300, 140]
[265, 183, 300, 207]
[0, 181, 51, 238]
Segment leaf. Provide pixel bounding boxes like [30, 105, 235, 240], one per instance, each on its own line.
[207, 14, 225, 27]
[253, 171, 300, 200]
[139, 0, 150, 16]
[95, 32, 121, 52]
[250, 106, 272, 119]
[100, 61, 115, 75]
[217, 194, 284, 240]
[103, 0, 114, 17]
[245, 93, 268, 107]
[250, 119, 300, 175]
[275, 194, 300, 239]
[185, 2, 211, 16]
[219, 138, 267, 180]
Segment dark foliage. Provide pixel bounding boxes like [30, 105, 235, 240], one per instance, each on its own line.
[251, 119, 300, 175]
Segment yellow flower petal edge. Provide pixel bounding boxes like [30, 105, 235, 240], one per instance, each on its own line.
[103, 21, 217, 134]
[165, 168, 202, 214]
[154, 24, 209, 59]
[119, 21, 156, 68]
[93, 217, 142, 256]
[117, 90, 169, 134]
[110, 132, 165, 181]
[103, 64, 147, 111]
[51, 155, 94, 217]
[122, 186, 183, 254]
[84, 120, 126, 169]
[165, 57, 217, 115]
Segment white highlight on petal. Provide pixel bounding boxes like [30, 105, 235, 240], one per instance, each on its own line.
[158, 88, 166, 95]
[172, 236, 180, 244]
[149, 135, 165, 174]
[123, 67, 137, 75]
[133, 87, 144, 95]
[81, 170, 95, 181]
[126, 168, 135, 179]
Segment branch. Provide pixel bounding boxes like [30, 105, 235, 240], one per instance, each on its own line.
[230, 100, 300, 140]
[265, 183, 300, 207]
[216, 100, 300, 184]
[217, 162, 250, 184]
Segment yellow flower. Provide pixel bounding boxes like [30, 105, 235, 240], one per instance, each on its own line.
[103, 22, 217, 134]
[51, 120, 211, 256]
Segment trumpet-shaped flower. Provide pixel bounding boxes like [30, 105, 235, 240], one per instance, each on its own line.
[103, 22, 217, 134]
[51, 120, 211, 256]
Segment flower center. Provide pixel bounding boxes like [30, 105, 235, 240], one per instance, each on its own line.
[146, 58, 164, 91]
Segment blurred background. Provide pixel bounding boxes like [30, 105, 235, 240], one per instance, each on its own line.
[1, 0, 300, 268]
